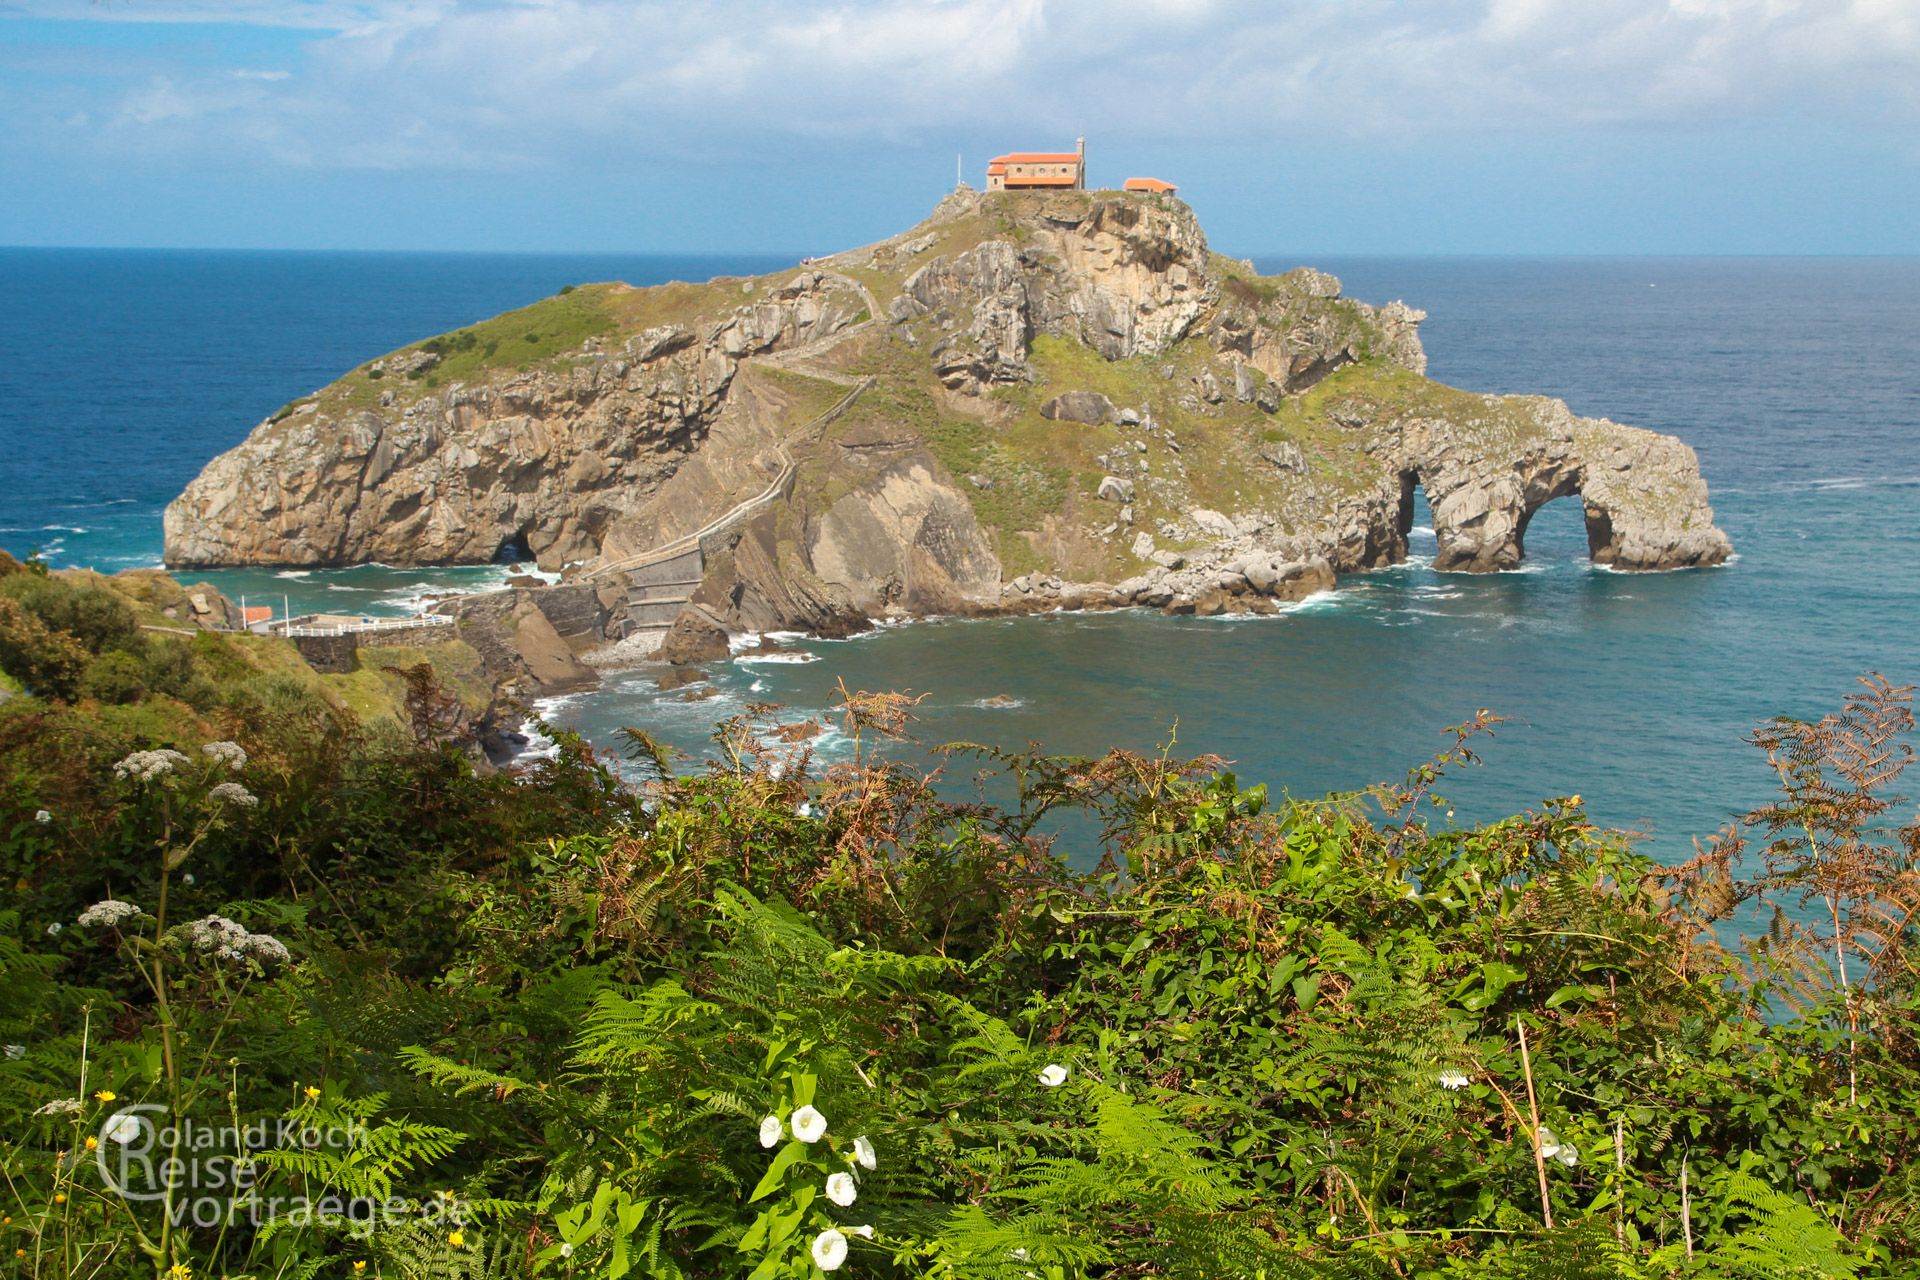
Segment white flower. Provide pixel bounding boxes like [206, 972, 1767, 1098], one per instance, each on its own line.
[810, 1229, 848, 1271]
[77, 900, 143, 929]
[103, 1113, 143, 1144]
[1537, 1126, 1578, 1166]
[1438, 1071, 1471, 1091]
[113, 749, 189, 783]
[852, 1135, 876, 1170]
[796, 802, 812, 818]
[46, 922, 62, 936]
[790, 1104, 827, 1143]
[1011, 1248, 1029, 1261]
[849, 1225, 874, 1239]
[758, 1114, 783, 1148]
[209, 781, 259, 808]
[174, 915, 290, 968]
[33, 1099, 82, 1117]
[3, 1044, 24, 1060]
[558, 1243, 574, 1258]
[825, 1171, 858, 1206]
[34, 809, 52, 825]
[1038, 1064, 1069, 1087]
[202, 741, 248, 771]
[181, 874, 195, 887]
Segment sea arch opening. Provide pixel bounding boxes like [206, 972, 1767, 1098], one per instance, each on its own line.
[1394, 468, 1617, 571]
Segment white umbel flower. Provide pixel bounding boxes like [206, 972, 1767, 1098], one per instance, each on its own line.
[1437, 1071, 1470, 1091]
[790, 1104, 827, 1143]
[77, 900, 143, 929]
[852, 1135, 876, 1170]
[758, 1115, 783, 1148]
[114, 749, 189, 782]
[825, 1171, 858, 1207]
[810, 1228, 848, 1271]
[202, 741, 248, 771]
[1038, 1064, 1069, 1087]
[209, 782, 259, 808]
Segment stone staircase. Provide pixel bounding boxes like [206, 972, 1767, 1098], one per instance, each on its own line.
[584, 374, 876, 643]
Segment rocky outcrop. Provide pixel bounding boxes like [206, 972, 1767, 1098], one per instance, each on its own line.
[164, 187, 1730, 658]
[164, 273, 868, 570]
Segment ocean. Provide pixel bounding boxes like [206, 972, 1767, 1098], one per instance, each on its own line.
[3, 247, 1916, 868]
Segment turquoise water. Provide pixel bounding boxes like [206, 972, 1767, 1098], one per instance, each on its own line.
[4, 249, 1916, 868]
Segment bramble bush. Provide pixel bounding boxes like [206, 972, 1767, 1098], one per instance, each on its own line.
[0, 587, 1916, 1279]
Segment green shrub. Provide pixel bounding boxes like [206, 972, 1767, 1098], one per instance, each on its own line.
[0, 574, 139, 654]
[0, 596, 88, 699]
[77, 650, 148, 704]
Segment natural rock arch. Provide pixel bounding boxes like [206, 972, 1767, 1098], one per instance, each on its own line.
[1375, 398, 1731, 574]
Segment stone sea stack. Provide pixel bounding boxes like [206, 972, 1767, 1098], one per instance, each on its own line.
[165, 188, 1731, 653]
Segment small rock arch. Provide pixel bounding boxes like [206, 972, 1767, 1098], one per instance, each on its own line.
[1394, 466, 1623, 572]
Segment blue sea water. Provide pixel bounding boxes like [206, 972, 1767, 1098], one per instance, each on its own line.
[3, 248, 1916, 869]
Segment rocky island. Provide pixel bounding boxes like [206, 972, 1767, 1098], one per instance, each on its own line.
[164, 188, 1730, 674]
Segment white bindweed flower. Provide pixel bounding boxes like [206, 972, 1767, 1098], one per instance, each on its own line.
[558, 1244, 573, 1258]
[103, 1113, 143, 1144]
[852, 1135, 876, 1170]
[202, 741, 248, 771]
[758, 1114, 783, 1148]
[1437, 1071, 1470, 1091]
[790, 1105, 827, 1143]
[46, 922, 62, 936]
[849, 1225, 874, 1239]
[181, 873, 195, 887]
[34, 809, 52, 825]
[1038, 1064, 1069, 1088]
[77, 900, 143, 929]
[825, 1171, 858, 1206]
[1537, 1126, 1577, 1166]
[811, 1228, 848, 1271]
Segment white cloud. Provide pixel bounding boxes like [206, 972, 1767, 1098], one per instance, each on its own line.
[22, 0, 1920, 170]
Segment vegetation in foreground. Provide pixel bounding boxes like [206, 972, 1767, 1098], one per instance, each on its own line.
[3, 558, 1919, 1278]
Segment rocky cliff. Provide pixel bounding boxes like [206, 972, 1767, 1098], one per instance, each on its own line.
[166, 188, 1730, 651]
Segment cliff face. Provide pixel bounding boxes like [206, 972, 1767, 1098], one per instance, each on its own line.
[165, 189, 1730, 645]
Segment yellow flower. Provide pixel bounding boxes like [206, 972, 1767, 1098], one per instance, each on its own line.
[94, 1090, 116, 1103]
[304, 1086, 321, 1100]
[447, 1231, 465, 1248]
[16, 1248, 26, 1258]
[53, 1194, 67, 1205]
[167, 1265, 191, 1280]
[84, 1137, 98, 1151]
[353, 1263, 368, 1274]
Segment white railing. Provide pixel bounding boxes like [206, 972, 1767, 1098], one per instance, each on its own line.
[274, 615, 456, 639]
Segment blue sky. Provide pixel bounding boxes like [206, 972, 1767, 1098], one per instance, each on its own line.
[3, 0, 1918, 254]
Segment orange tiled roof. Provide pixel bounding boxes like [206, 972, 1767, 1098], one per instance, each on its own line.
[990, 152, 1082, 165]
[1002, 174, 1079, 187]
[1123, 176, 1177, 193]
[240, 606, 274, 624]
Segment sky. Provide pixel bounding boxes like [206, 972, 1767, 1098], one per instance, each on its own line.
[2, 0, 1918, 255]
